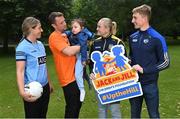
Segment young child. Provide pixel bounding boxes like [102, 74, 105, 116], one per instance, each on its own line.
[65, 18, 94, 102]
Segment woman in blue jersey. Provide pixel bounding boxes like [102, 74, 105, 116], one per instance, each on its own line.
[16, 17, 53, 118]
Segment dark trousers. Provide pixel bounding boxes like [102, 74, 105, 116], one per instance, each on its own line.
[129, 82, 160, 118]
[63, 81, 82, 118]
[23, 83, 50, 118]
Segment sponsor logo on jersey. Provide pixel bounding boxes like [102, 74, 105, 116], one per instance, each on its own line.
[143, 39, 149, 44]
[132, 39, 138, 42]
[95, 46, 102, 49]
[38, 56, 46, 65]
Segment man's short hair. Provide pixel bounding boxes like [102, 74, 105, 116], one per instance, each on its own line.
[132, 4, 151, 21]
[48, 12, 64, 24]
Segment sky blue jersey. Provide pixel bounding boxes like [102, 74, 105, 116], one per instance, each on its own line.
[16, 38, 48, 86]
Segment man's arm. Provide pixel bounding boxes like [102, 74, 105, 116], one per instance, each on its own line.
[142, 38, 170, 74]
[49, 34, 80, 56]
[62, 45, 80, 56]
[133, 37, 170, 74]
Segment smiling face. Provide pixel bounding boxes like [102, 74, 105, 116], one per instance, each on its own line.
[131, 12, 146, 29]
[52, 16, 67, 32]
[131, 4, 151, 30]
[30, 23, 43, 39]
[96, 20, 110, 37]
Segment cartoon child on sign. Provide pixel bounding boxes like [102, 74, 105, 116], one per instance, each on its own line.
[91, 45, 142, 105]
[110, 45, 130, 71]
[91, 51, 106, 77]
[91, 45, 131, 78]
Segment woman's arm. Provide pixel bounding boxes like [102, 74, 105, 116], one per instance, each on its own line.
[16, 61, 35, 102]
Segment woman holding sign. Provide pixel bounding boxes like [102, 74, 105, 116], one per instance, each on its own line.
[89, 18, 126, 118]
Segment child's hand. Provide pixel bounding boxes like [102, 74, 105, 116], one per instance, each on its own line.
[82, 61, 86, 66]
[61, 33, 67, 37]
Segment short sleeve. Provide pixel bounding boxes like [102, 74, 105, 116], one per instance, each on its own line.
[16, 48, 26, 61]
[49, 32, 69, 52]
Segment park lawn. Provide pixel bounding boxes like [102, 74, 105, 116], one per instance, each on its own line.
[0, 45, 179, 118]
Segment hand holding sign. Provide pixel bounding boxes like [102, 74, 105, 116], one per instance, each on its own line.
[132, 64, 143, 74]
[91, 45, 143, 104]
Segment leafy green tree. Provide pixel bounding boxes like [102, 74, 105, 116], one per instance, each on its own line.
[0, 0, 180, 53]
[71, 0, 180, 40]
[0, 0, 73, 52]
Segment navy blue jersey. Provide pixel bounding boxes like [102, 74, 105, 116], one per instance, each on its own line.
[129, 27, 170, 84]
[16, 38, 48, 86]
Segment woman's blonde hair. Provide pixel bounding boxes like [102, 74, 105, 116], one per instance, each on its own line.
[22, 17, 40, 37]
[100, 18, 117, 35]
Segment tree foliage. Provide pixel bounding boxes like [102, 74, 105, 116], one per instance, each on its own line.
[0, 0, 73, 51]
[71, 0, 180, 39]
[0, 0, 180, 52]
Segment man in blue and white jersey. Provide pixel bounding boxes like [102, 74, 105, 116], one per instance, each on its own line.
[128, 4, 170, 118]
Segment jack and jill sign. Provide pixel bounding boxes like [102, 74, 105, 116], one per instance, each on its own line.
[91, 45, 143, 104]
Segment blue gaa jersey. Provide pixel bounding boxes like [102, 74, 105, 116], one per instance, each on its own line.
[16, 38, 48, 86]
[129, 27, 170, 84]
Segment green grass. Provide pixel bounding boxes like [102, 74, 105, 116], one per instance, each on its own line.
[0, 45, 180, 118]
